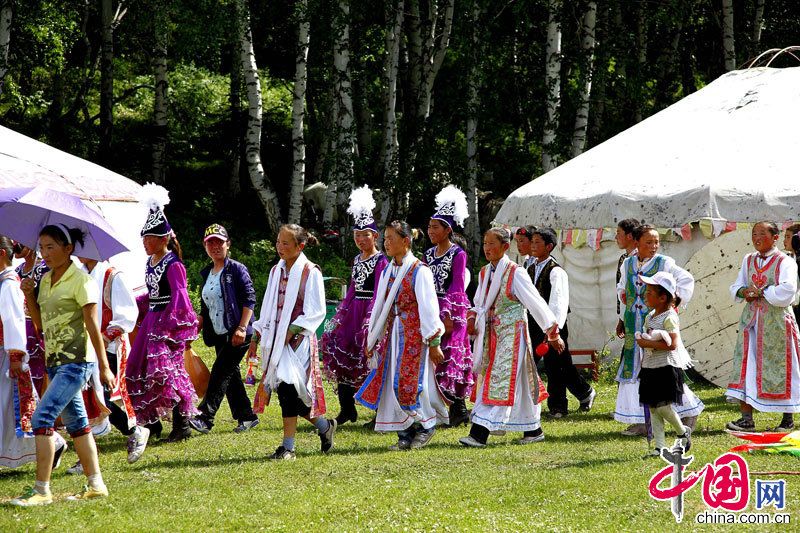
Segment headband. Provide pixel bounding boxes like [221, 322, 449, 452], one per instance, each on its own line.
[56, 224, 73, 245]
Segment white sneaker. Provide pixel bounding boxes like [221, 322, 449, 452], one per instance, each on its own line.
[458, 436, 486, 448]
[91, 418, 112, 438]
[66, 460, 84, 475]
[127, 426, 150, 464]
[519, 432, 545, 445]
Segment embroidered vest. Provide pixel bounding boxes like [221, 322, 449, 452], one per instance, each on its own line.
[729, 253, 800, 399]
[352, 253, 384, 300]
[146, 252, 179, 311]
[424, 245, 461, 297]
[479, 264, 542, 406]
[618, 254, 666, 382]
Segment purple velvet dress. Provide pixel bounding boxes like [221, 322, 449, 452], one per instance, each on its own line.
[125, 252, 199, 425]
[321, 253, 388, 387]
[424, 244, 474, 400]
[15, 260, 48, 397]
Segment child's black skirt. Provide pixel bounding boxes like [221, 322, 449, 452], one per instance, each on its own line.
[639, 365, 684, 408]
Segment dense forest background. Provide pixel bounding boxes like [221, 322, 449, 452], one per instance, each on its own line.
[1, 0, 799, 281]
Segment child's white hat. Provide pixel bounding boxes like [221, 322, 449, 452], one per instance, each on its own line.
[639, 271, 676, 297]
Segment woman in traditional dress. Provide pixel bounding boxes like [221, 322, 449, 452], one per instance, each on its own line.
[424, 186, 474, 427]
[9, 226, 113, 506]
[321, 186, 388, 425]
[125, 184, 199, 463]
[459, 228, 559, 447]
[355, 221, 448, 450]
[13, 243, 48, 396]
[615, 224, 704, 435]
[726, 221, 800, 432]
[249, 224, 335, 460]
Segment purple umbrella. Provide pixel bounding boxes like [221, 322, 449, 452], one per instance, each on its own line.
[0, 186, 129, 261]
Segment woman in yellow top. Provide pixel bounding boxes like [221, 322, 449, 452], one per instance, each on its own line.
[8, 225, 114, 507]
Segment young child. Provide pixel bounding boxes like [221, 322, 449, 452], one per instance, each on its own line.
[459, 228, 560, 447]
[528, 228, 595, 417]
[250, 224, 335, 460]
[616, 224, 704, 435]
[726, 221, 800, 432]
[636, 272, 693, 456]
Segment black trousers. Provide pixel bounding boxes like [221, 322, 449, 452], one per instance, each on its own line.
[197, 335, 256, 427]
[469, 423, 541, 444]
[276, 382, 311, 418]
[104, 351, 134, 436]
[542, 337, 592, 414]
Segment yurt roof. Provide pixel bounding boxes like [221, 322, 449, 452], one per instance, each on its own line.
[0, 125, 140, 201]
[495, 67, 800, 232]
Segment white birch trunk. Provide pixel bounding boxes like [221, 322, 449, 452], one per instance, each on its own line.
[722, 0, 736, 71]
[0, 1, 12, 96]
[634, 4, 646, 123]
[571, 0, 597, 158]
[381, 0, 403, 194]
[99, 0, 114, 156]
[229, 49, 243, 197]
[542, 0, 562, 173]
[151, 1, 168, 184]
[333, 1, 355, 181]
[753, 0, 765, 50]
[420, 0, 454, 119]
[237, 0, 281, 232]
[465, 0, 482, 262]
[288, 0, 310, 225]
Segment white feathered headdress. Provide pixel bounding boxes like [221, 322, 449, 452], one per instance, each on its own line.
[432, 185, 469, 228]
[138, 182, 173, 236]
[347, 185, 378, 232]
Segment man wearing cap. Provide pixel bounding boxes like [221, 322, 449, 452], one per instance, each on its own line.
[188, 224, 260, 435]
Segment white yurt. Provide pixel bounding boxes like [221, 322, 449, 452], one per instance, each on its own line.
[494, 66, 800, 387]
[0, 125, 148, 290]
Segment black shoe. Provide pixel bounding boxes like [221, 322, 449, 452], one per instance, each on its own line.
[579, 388, 597, 412]
[335, 411, 358, 425]
[268, 445, 296, 460]
[362, 417, 376, 430]
[164, 429, 192, 443]
[545, 411, 568, 419]
[188, 417, 211, 434]
[447, 400, 470, 428]
[319, 419, 337, 453]
[145, 421, 163, 440]
[726, 417, 755, 432]
[234, 419, 260, 434]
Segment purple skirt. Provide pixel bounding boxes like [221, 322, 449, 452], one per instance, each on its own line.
[321, 298, 372, 387]
[435, 292, 474, 399]
[125, 308, 199, 425]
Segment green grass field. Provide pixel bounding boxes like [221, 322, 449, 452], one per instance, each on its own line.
[2, 348, 799, 532]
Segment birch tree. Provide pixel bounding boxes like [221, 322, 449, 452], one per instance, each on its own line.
[236, 0, 281, 232]
[288, 0, 310, 224]
[228, 44, 243, 196]
[542, 0, 562, 173]
[378, 0, 404, 224]
[571, 0, 597, 158]
[465, 0, 482, 261]
[753, 0, 765, 53]
[151, 0, 169, 184]
[722, 0, 735, 71]
[0, 1, 11, 97]
[325, 0, 355, 228]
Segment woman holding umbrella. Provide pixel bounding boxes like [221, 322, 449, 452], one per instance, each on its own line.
[9, 225, 115, 505]
[124, 184, 199, 463]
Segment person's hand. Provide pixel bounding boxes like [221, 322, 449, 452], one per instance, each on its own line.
[99, 366, 116, 389]
[616, 319, 625, 338]
[20, 278, 35, 298]
[429, 345, 444, 365]
[636, 337, 651, 349]
[443, 316, 454, 334]
[9, 359, 23, 379]
[247, 339, 259, 360]
[548, 337, 565, 354]
[231, 328, 246, 347]
[743, 285, 761, 302]
[467, 316, 477, 336]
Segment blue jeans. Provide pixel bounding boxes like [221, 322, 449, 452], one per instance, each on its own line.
[32, 362, 95, 438]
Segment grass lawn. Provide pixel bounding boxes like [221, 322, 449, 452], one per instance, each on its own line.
[2, 347, 799, 531]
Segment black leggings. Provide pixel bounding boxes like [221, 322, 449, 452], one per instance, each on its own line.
[276, 382, 311, 418]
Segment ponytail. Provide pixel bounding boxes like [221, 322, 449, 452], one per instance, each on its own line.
[168, 233, 183, 261]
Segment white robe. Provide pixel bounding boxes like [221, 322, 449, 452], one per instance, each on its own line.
[471, 266, 556, 432]
[725, 252, 800, 412]
[614, 253, 704, 423]
[0, 267, 37, 467]
[373, 261, 448, 432]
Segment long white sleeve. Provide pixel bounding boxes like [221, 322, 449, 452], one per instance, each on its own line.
[415, 265, 445, 339]
[512, 267, 557, 333]
[664, 256, 695, 305]
[108, 272, 138, 334]
[548, 267, 569, 329]
[617, 257, 628, 320]
[0, 275, 26, 352]
[764, 255, 798, 307]
[292, 267, 327, 335]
